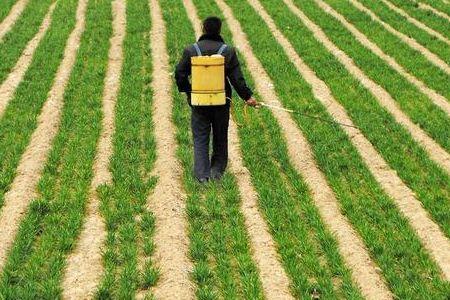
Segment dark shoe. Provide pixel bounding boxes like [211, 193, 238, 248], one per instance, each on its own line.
[198, 177, 209, 184]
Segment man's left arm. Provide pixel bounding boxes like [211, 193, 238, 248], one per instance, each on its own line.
[175, 48, 192, 95]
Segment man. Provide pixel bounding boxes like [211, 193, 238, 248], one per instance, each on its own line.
[175, 16, 258, 183]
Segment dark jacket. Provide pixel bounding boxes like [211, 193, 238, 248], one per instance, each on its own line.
[175, 34, 253, 106]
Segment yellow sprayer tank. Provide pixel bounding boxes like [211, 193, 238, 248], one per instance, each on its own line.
[191, 50, 226, 106]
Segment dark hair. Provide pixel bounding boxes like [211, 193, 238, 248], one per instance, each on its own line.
[203, 16, 222, 35]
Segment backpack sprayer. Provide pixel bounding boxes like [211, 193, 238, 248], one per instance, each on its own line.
[190, 43, 228, 106]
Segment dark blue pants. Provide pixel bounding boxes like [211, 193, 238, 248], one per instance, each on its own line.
[191, 105, 230, 180]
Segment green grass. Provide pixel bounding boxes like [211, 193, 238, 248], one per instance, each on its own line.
[381, 0, 450, 40]
[352, 0, 450, 65]
[418, 0, 450, 16]
[286, 0, 450, 239]
[220, 0, 450, 297]
[0, 0, 53, 84]
[161, 0, 266, 298]
[0, 0, 76, 213]
[0, 0, 111, 298]
[310, 0, 450, 154]
[321, 0, 450, 101]
[96, 0, 157, 298]
[0, 0, 20, 23]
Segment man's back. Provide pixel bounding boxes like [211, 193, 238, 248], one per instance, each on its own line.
[175, 33, 252, 105]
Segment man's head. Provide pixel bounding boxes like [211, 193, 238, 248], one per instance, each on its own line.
[202, 16, 222, 35]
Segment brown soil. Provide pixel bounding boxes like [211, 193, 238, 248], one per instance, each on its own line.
[262, 0, 450, 282]
[61, 0, 125, 299]
[285, 0, 450, 175]
[0, 0, 29, 42]
[142, 0, 193, 298]
[0, 2, 56, 118]
[182, 1, 295, 298]
[314, 0, 450, 116]
[381, 0, 450, 46]
[0, 0, 88, 273]
[216, 0, 393, 298]
[349, 0, 450, 75]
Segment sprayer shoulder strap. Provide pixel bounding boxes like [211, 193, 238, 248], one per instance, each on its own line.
[217, 44, 227, 55]
[193, 43, 202, 56]
[192, 42, 228, 56]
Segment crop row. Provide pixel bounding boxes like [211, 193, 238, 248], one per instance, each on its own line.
[370, 0, 450, 43]
[0, 0, 53, 83]
[309, 0, 450, 154]
[326, 0, 450, 102]
[0, 0, 75, 211]
[419, 0, 450, 16]
[0, 0, 20, 23]
[0, 0, 109, 297]
[286, 0, 450, 238]
[97, 0, 157, 298]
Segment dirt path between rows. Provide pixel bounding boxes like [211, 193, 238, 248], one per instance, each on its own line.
[215, 0, 392, 298]
[418, 2, 450, 22]
[382, 0, 450, 46]
[182, 1, 294, 298]
[0, 2, 56, 118]
[61, 0, 125, 298]
[349, 0, 450, 75]
[0, 0, 87, 273]
[254, 0, 450, 282]
[0, 0, 29, 42]
[314, 0, 450, 117]
[284, 0, 450, 175]
[140, 0, 193, 298]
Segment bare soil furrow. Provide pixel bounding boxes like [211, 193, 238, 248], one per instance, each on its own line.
[252, 0, 450, 282]
[0, 0, 87, 273]
[314, 0, 450, 117]
[418, 2, 450, 21]
[0, 2, 56, 118]
[183, 1, 294, 298]
[382, 0, 450, 45]
[284, 0, 450, 175]
[349, 0, 450, 75]
[144, 0, 193, 298]
[61, 0, 125, 298]
[215, 0, 392, 298]
[0, 0, 29, 42]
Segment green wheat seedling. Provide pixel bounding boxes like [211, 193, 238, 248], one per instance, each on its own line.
[284, 0, 450, 241]
[0, 0, 53, 83]
[0, 0, 20, 23]
[419, 0, 450, 16]
[96, 0, 158, 298]
[324, 0, 450, 100]
[362, 0, 450, 45]
[0, 0, 111, 297]
[298, 0, 450, 153]
[225, 0, 450, 298]
[0, 0, 78, 211]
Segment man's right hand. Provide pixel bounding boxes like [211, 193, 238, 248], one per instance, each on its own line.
[245, 97, 259, 107]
